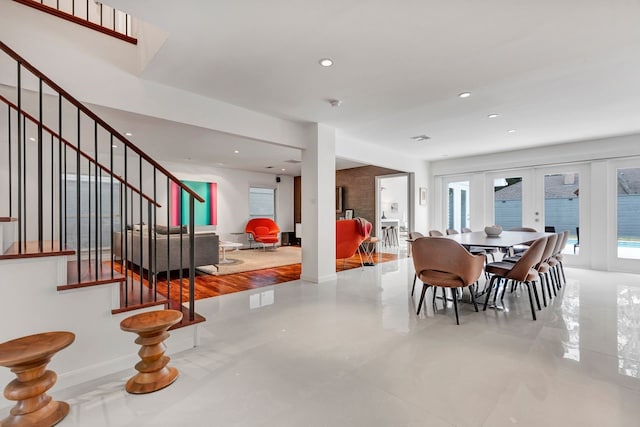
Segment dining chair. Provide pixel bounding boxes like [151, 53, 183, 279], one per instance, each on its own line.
[573, 227, 580, 254]
[548, 231, 569, 289]
[428, 230, 444, 237]
[506, 227, 538, 256]
[483, 236, 547, 320]
[411, 237, 485, 324]
[460, 227, 498, 261]
[445, 228, 459, 235]
[408, 231, 425, 292]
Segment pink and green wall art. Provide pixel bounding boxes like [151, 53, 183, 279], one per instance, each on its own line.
[170, 180, 218, 226]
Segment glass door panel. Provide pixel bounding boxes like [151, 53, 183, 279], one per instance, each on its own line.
[494, 176, 522, 230]
[616, 167, 640, 260]
[447, 181, 469, 232]
[543, 172, 580, 254]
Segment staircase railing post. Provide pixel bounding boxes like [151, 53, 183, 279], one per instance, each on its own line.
[188, 194, 195, 321]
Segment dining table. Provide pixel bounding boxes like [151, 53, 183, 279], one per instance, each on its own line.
[442, 230, 552, 307]
[445, 230, 551, 250]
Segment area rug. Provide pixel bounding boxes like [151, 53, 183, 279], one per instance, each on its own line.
[197, 246, 302, 275]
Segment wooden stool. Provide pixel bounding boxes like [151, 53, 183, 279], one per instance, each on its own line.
[120, 309, 183, 394]
[0, 331, 75, 427]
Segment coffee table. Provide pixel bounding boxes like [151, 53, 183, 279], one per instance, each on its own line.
[219, 241, 243, 264]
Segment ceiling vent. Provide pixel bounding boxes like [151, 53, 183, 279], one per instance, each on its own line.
[411, 135, 431, 142]
[285, 159, 301, 164]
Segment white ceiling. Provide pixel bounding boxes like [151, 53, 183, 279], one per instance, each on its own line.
[101, 0, 640, 163]
[10, 0, 640, 173]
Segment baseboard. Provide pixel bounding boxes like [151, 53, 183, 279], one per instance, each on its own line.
[54, 323, 199, 392]
[300, 272, 337, 283]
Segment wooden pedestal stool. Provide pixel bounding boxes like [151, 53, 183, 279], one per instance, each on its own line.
[0, 331, 75, 427]
[119, 309, 183, 394]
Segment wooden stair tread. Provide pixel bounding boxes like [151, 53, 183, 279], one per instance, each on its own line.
[1, 240, 74, 260]
[58, 260, 126, 290]
[0, 217, 17, 222]
[169, 304, 206, 330]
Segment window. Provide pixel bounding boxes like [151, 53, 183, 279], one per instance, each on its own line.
[64, 174, 121, 250]
[249, 187, 276, 220]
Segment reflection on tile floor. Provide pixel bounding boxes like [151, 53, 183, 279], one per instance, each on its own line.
[5, 259, 640, 426]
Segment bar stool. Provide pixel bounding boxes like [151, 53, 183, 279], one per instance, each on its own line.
[120, 309, 183, 394]
[0, 331, 75, 427]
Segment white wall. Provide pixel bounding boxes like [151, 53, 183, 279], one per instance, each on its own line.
[336, 134, 429, 234]
[0, 256, 197, 407]
[160, 160, 295, 242]
[0, 1, 309, 150]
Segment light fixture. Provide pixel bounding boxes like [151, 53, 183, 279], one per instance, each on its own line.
[488, 113, 499, 118]
[125, 132, 133, 136]
[112, 144, 118, 148]
[508, 129, 517, 133]
[28, 137, 35, 141]
[281, 168, 286, 171]
[458, 92, 471, 98]
[328, 99, 342, 107]
[411, 135, 431, 142]
[319, 58, 333, 67]
[233, 150, 240, 154]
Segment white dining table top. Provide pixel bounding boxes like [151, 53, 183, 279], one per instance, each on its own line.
[445, 230, 551, 248]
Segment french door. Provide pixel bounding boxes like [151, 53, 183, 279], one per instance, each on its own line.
[534, 164, 588, 264]
[610, 159, 640, 271]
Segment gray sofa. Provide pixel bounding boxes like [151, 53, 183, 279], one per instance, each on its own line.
[113, 229, 219, 273]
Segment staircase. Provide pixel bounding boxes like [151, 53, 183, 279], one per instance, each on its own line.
[0, 41, 209, 390]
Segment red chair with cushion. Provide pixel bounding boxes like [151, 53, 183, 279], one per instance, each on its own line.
[245, 218, 280, 250]
[336, 219, 372, 266]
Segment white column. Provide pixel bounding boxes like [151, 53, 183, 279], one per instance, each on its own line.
[300, 124, 337, 283]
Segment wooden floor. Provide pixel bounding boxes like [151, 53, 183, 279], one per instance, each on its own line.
[154, 251, 400, 301]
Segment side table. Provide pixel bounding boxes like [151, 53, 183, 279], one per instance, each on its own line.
[120, 309, 183, 394]
[0, 331, 75, 427]
[219, 241, 243, 264]
[358, 236, 380, 266]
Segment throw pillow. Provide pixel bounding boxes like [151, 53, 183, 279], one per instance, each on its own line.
[155, 224, 188, 235]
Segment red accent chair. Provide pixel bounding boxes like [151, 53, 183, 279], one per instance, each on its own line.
[245, 218, 280, 250]
[336, 219, 372, 267]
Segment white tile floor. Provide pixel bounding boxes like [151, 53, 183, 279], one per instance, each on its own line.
[7, 258, 640, 426]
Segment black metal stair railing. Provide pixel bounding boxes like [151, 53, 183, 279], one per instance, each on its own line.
[12, 0, 137, 44]
[0, 41, 203, 321]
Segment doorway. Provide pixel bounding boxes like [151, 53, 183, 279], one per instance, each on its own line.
[376, 173, 411, 252]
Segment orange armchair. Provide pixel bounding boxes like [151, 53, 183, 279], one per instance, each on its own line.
[245, 218, 280, 250]
[336, 219, 372, 264]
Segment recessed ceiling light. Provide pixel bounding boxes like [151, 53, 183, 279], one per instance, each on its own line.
[29, 137, 35, 141]
[411, 135, 431, 141]
[281, 168, 286, 171]
[508, 129, 517, 133]
[112, 144, 118, 148]
[233, 150, 239, 154]
[125, 132, 133, 136]
[328, 99, 342, 107]
[488, 113, 499, 118]
[319, 58, 333, 67]
[458, 92, 471, 98]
